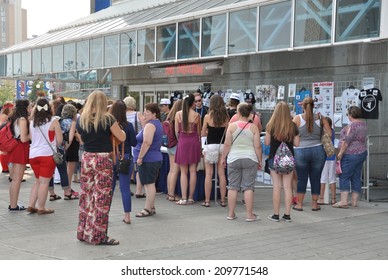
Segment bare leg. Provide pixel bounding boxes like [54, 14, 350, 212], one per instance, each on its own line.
[318, 183, 326, 204]
[188, 163, 197, 201]
[9, 163, 25, 208]
[227, 189, 238, 218]
[351, 191, 359, 207]
[36, 177, 51, 211]
[244, 189, 255, 219]
[217, 161, 227, 204]
[270, 171, 282, 215]
[204, 162, 213, 203]
[167, 154, 180, 200]
[330, 182, 337, 204]
[179, 165, 188, 200]
[144, 183, 156, 212]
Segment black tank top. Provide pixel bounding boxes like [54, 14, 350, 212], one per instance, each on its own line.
[206, 126, 226, 144]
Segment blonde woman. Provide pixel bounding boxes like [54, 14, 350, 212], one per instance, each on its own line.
[265, 102, 300, 222]
[76, 90, 125, 245]
[201, 95, 229, 207]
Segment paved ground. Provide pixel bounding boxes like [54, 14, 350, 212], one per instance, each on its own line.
[1, 167, 388, 261]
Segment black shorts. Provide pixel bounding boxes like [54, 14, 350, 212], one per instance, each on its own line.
[65, 140, 80, 162]
[138, 161, 162, 185]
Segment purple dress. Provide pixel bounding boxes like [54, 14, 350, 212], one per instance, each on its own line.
[175, 122, 201, 165]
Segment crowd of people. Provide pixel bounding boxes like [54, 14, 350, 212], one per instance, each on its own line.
[0, 89, 368, 245]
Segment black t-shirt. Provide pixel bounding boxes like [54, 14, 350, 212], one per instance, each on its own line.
[227, 108, 237, 119]
[268, 123, 299, 159]
[76, 115, 115, 153]
[359, 88, 382, 119]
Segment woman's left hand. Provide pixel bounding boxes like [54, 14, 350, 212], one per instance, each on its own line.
[137, 158, 143, 165]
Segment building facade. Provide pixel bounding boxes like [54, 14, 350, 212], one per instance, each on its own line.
[0, 0, 26, 50]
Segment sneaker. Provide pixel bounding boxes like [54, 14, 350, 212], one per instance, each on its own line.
[282, 214, 291, 222]
[267, 214, 279, 222]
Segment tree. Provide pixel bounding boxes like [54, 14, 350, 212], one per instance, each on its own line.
[0, 82, 15, 105]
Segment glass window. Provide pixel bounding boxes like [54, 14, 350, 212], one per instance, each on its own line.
[104, 34, 119, 67]
[156, 23, 176, 61]
[259, 2, 292, 51]
[138, 28, 155, 63]
[32, 49, 42, 74]
[64, 43, 76, 71]
[42, 47, 52, 73]
[294, 0, 332, 47]
[53, 45, 64, 72]
[0, 55, 5, 77]
[13, 53, 21, 75]
[6, 54, 12, 76]
[120, 31, 137, 65]
[336, 0, 380, 42]
[90, 37, 103, 68]
[178, 19, 200, 59]
[202, 14, 227, 57]
[77, 40, 89, 70]
[21, 50, 31, 75]
[229, 8, 257, 54]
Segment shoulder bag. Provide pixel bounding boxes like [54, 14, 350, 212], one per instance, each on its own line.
[320, 115, 335, 157]
[38, 126, 63, 165]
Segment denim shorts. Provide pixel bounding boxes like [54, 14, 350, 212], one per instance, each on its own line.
[138, 161, 163, 185]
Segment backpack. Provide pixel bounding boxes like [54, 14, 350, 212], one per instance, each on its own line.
[0, 122, 19, 153]
[272, 142, 296, 174]
[162, 120, 178, 148]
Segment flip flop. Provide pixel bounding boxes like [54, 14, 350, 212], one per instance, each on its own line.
[98, 238, 119, 245]
[312, 206, 321, 211]
[135, 194, 146, 198]
[332, 202, 349, 209]
[246, 214, 260, 222]
[292, 206, 303, 211]
[227, 214, 237, 220]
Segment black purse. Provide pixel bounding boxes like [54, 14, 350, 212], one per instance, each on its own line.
[116, 141, 131, 174]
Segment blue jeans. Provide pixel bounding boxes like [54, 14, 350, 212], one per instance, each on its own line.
[112, 153, 134, 213]
[339, 151, 367, 193]
[294, 145, 326, 195]
[49, 148, 69, 190]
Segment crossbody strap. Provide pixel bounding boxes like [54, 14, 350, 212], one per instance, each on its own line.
[231, 121, 251, 145]
[37, 125, 56, 154]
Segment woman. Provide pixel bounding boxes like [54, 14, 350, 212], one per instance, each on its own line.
[109, 100, 137, 224]
[165, 99, 182, 201]
[0, 101, 13, 174]
[27, 98, 63, 214]
[76, 90, 125, 245]
[174, 94, 201, 205]
[292, 97, 332, 211]
[48, 103, 79, 200]
[201, 95, 229, 207]
[133, 103, 163, 217]
[8, 99, 30, 211]
[333, 106, 367, 208]
[123, 95, 145, 198]
[221, 103, 262, 221]
[265, 102, 300, 222]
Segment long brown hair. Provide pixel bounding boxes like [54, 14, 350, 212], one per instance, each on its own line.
[209, 94, 229, 127]
[302, 97, 315, 133]
[266, 101, 296, 142]
[182, 94, 195, 132]
[167, 99, 182, 123]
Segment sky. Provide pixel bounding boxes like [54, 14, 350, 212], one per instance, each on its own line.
[21, 0, 91, 38]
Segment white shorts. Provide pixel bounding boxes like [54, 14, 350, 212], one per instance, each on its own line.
[320, 160, 336, 184]
[203, 144, 224, 163]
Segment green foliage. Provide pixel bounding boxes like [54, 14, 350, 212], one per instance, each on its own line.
[29, 79, 46, 102]
[0, 83, 15, 105]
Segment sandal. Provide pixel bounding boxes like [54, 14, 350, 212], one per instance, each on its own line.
[135, 208, 152, 218]
[167, 194, 179, 201]
[8, 205, 26, 211]
[151, 207, 156, 214]
[49, 194, 62, 201]
[98, 238, 119, 246]
[332, 202, 349, 209]
[331, 199, 337, 205]
[201, 201, 210, 207]
[187, 199, 195, 205]
[176, 199, 187, 205]
[122, 219, 131, 224]
[135, 193, 146, 198]
[220, 201, 227, 207]
[64, 193, 79, 200]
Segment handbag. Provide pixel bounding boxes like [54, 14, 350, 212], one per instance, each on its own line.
[320, 115, 335, 157]
[336, 160, 342, 175]
[196, 157, 205, 171]
[116, 140, 131, 174]
[37, 126, 63, 165]
[264, 158, 270, 174]
[204, 128, 226, 164]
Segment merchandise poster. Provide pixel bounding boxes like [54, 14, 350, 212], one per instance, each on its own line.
[288, 83, 296, 98]
[312, 81, 334, 119]
[277, 85, 285, 100]
[334, 113, 343, 128]
[334, 97, 342, 113]
[255, 85, 276, 109]
[362, 77, 375, 90]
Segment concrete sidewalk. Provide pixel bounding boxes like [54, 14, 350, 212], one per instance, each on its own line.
[0, 168, 387, 260]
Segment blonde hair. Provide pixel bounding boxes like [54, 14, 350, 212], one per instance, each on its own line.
[266, 101, 296, 142]
[79, 90, 112, 132]
[123, 96, 136, 110]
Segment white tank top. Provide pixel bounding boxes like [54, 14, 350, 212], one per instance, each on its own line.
[29, 119, 56, 159]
